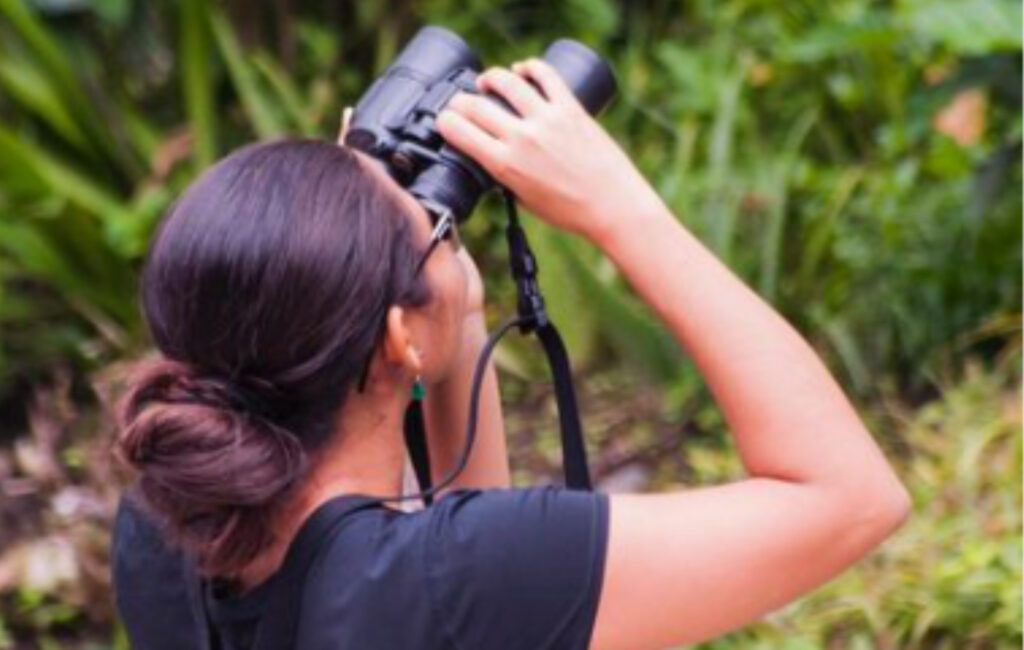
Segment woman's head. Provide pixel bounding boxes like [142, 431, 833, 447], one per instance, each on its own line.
[116, 139, 467, 576]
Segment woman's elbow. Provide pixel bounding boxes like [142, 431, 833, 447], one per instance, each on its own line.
[830, 431, 913, 541]
[878, 479, 912, 534]
[846, 475, 912, 548]
[818, 460, 911, 554]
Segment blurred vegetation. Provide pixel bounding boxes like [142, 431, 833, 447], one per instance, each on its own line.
[0, 0, 1019, 648]
[692, 360, 1021, 650]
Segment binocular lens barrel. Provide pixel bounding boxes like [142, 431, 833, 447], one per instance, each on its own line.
[392, 26, 483, 81]
[347, 26, 617, 223]
[346, 28, 480, 155]
[541, 40, 617, 115]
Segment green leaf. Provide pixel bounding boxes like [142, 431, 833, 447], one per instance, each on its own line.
[759, 108, 817, 301]
[796, 167, 864, 291]
[549, 234, 682, 383]
[0, 127, 128, 221]
[523, 219, 598, 366]
[562, 0, 619, 40]
[180, 0, 218, 166]
[784, 10, 900, 62]
[0, 126, 146, 258]
[210, 9, 287, 138]
[0, 0, 121, 164]
[900, 0, 1023, 54]
[0, 57, 89, 149]
[703, 67, 745, 261]
[252, 52, 318, 135]
[818, 314, 871, 395]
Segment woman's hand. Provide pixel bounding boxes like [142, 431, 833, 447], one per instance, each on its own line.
[436, 58, 664, 245]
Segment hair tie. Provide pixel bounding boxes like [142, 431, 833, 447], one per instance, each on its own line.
[163, 371, 288, 422]
[224, 374, 291, 421]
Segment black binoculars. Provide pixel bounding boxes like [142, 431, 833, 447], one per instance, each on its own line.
[344, 26, 617, 224]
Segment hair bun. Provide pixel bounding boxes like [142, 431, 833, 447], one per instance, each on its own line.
[116, 358, 307, 576]
[121, 359, 287, 422]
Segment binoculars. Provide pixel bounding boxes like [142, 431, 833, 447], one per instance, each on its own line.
[344, 26, 617, 224]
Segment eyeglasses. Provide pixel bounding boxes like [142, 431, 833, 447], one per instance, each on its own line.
[356, 207, 461, 392]
[414, 208, 461, 275]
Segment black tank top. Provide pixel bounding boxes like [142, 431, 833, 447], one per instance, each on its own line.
[111, 485, 609, 650]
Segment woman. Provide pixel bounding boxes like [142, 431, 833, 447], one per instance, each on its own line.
[112, 58, 910, 650]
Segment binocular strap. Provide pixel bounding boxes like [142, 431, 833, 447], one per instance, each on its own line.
[402, 317, 591, 500]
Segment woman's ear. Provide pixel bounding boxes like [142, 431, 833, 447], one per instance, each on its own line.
[383, 305, 424, 375]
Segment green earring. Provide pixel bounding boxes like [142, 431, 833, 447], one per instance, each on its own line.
[411, 374, 427, 401]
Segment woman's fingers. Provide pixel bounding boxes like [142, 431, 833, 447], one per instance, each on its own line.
[512, 58, 575, 106]
[436, 108, 507, 174]
[447, 92, 519, 140]
[477, 67, 548, 117]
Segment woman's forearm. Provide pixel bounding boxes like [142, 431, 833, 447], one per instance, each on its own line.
[589, 200, 907, 504]
[422, 310, 511, 493]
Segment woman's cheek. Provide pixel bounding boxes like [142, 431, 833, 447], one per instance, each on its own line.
[459, 264, 470, 315]
[439, 273, 466, 380]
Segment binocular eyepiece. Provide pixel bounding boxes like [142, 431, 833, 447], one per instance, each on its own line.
[344, 26, 617, 223]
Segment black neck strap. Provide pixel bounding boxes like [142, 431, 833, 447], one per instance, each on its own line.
[252, 495, 382, 649]
[402, 191, 592, 504]
[194, 495, 384, 650]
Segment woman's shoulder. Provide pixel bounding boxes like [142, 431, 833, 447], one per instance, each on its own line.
[300, 485, 610, 650]
[112, 486, 610, 650]
[311, 484, 610, 564]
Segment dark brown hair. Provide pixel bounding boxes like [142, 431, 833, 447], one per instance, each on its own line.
[116, 139, 431, 577]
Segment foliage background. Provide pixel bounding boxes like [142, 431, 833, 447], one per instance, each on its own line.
[0, 0, 1020, 648]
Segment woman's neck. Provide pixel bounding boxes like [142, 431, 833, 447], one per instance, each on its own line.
[305, 384, 410, 500]
[235, 382, 410, 591]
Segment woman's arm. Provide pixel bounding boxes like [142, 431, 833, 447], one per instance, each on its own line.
[438, 59, 910, 650]
[585, 203, 910, 649]
[422, 254, 511, 493]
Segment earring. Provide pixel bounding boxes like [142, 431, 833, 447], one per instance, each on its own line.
[411, 373, 427, 401]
